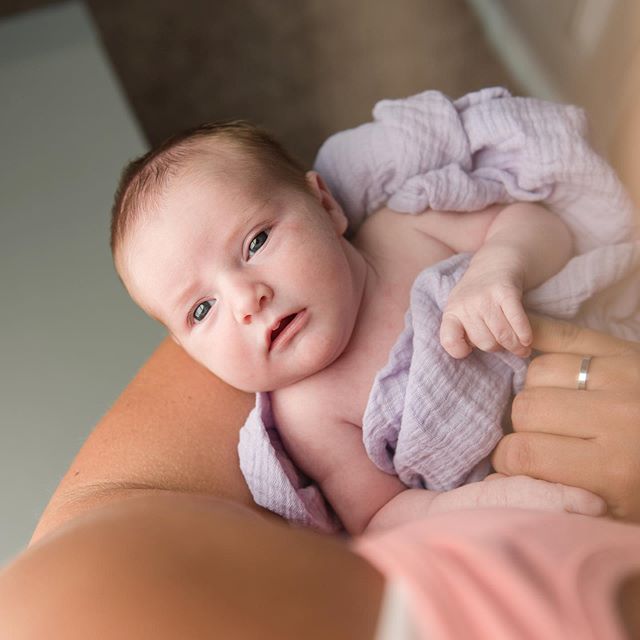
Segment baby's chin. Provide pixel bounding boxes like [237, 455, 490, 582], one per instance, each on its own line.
[226, 358, 337, 394]
[229, 371, 315, 394]
[217, 327, 355, 393]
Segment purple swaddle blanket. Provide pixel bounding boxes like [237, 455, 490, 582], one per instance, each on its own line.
[238, 87, 640, 532]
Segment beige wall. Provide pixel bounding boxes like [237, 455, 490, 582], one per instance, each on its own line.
[610, 46, 640, 214]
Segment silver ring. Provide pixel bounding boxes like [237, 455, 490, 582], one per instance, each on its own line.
[577, 355, 592, 390]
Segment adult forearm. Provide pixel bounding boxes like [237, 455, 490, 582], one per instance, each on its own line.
[8, 494, 384, 640]
[31, 337, 258, 544]
[31, 486, 177, 545]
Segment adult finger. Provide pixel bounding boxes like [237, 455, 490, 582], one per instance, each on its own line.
[525, 353, 640, 391]
[492, 432, 602, 492]
[511, 387, 613, 438]
[529, 314, 635, 357]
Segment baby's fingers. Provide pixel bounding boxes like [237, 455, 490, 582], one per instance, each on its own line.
[501, 297, 533, 350]
[429, 476, 606, 516]
[462, 316, 502, 354]
[440, 313, 472, 359]
[484, 310, 526, 356]
[484, 476, 606, 516]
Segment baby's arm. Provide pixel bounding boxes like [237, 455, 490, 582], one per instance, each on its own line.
[293, 418, 604, 536]
[437, 203, 573, 358]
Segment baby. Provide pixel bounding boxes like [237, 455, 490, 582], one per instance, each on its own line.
[111, 121, 603, 535]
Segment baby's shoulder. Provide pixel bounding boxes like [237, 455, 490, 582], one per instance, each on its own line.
[352, 206, 454, 277]
[271, 374, 347, 435]
[270, 377, 359, 479]
[352, 206, 417, 252]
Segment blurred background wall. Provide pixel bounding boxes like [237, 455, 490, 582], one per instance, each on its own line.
[0, 0, 637, 563]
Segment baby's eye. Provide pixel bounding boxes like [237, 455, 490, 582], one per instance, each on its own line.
[193, 300, 215, 323]
[248, 229, 269, 258]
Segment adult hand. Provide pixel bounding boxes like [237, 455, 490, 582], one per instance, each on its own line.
[492, 314, 640, 522]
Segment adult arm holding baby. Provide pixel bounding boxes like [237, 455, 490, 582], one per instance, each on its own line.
[10, 75, 640, 637]
[30, 336, 258, 544]
[33, 112, 626, 542]
[12, 315, 640, 640]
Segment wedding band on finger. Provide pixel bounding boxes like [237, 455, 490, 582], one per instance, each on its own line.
[577, 355, 593, 390]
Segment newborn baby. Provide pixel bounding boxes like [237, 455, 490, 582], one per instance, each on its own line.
[111, 121, 603, 535]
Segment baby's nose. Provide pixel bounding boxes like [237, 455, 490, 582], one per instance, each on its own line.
[233, 281, 272, 324]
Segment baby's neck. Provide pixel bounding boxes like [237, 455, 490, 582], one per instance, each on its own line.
[343, 234, 382, 324]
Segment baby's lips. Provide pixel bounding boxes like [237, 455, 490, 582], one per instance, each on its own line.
[265, 312, 295, 351]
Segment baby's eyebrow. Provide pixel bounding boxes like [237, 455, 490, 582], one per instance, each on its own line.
[172, 281, 201, 319]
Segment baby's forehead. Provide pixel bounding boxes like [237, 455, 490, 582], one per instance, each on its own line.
[122, 137, 300, 257]
[132, 160, 279, 245]
[169, 147, 269, 203]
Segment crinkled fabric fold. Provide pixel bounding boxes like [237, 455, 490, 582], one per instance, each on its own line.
[316, 86, 640, 338]
[238, 391, 341, 533]
[238, 87, 640, 531]
[315, 87, 635, 249]
[363, 255, 526, 492]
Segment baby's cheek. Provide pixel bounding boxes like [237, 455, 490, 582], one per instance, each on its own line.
[210, 347, 260, 392]
[182, 339, 226, 381]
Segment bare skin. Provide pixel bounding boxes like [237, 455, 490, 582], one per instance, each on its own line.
[5, 493, 384, 640]
[2, 490, 639, 640]
[32, 190, 585, 542]
[117, 153, 590, 534]
[31, 337, 258, 545]
[493, 315, 640, 637]
[493, 314, 640, 523]
[1, 312, 637, 640]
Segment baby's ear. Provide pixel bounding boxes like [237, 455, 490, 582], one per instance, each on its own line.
[305, 171, 348, 236]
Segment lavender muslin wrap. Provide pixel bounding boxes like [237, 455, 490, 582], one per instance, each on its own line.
[238, 87, 640, 532]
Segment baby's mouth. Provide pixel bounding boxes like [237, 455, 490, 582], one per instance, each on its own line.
[270, 313, 297, 346]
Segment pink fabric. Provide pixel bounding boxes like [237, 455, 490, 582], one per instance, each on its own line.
[354, 509, 640, 640]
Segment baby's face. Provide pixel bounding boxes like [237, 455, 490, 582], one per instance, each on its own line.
[120, 165, 363, 392]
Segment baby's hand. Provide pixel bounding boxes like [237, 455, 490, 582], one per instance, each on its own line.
[428, 474, 607, 517]
[365, 475, 606, 534]
[440, 267, 532, 359]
